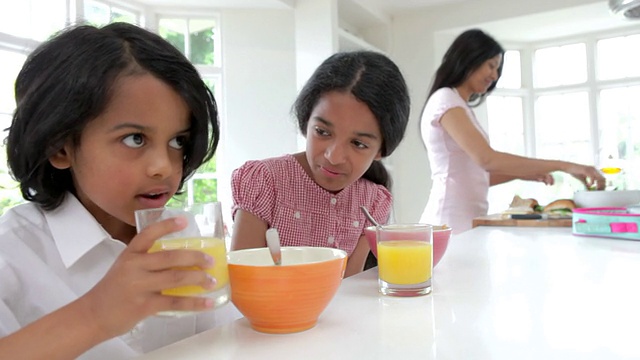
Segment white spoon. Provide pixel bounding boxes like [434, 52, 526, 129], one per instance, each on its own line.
[266, 228, 282, 266]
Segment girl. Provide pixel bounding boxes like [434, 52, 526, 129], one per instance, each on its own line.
[230, 51, 410, 277]
[419, 29, 605, 234]
[0, 23, 238, 359]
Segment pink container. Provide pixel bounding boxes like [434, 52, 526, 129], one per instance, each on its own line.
[364, 224, 452, 268]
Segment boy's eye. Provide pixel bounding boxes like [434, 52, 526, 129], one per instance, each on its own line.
[122, 134, 144, 148]
[169, 136, 186, 150]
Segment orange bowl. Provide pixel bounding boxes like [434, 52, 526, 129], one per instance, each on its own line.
[227, 247, 347, 334]
[364, 224, 452, 268]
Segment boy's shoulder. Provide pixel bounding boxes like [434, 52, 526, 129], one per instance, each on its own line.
[0, 201, 46, 231]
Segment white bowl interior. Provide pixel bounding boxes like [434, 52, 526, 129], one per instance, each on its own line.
[228, 247, 347, 266]
[574, 190, 640, 208]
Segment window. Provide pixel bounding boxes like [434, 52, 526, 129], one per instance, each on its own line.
[0, 50, 27, 213]
[84, 0, 140, 27]
[0, 2, 223, 213]
[486, 31, 640, 212]
[534, 43, 587, 88]
[158, 16, 222, 206]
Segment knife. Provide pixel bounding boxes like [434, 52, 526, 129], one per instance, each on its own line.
[510, 214, 547, 220]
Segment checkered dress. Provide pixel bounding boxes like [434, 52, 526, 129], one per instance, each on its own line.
[231, 154, 392, 256]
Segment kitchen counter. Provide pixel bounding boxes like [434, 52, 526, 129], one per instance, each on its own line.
[473, 213, 572, 227]
[137, 226, 640, 359]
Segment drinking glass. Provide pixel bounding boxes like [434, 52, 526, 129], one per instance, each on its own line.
[377, 223, 433, 297]
[135, 202, 230, 316]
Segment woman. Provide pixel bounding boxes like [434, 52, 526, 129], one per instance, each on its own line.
[419, 29, 605, 234]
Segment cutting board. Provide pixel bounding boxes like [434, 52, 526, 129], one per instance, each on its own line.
[472, 214, 572, 228]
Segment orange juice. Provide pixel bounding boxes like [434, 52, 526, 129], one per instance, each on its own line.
[378, 240, 431, 285]
[148, 237, 229, 296]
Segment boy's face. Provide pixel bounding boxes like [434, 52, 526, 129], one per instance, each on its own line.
[49, 74, 189, 241]
[303, 91, 383, 192]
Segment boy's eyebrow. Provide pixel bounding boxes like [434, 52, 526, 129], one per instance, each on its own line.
[312, 116, 380, 140]
[109, 123, 191, 134]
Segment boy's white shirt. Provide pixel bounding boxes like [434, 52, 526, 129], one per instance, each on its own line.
[0, 193, 241, 359]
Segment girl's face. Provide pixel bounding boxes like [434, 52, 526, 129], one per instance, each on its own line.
[465, 54, 502, 94]
[49, 74, 189, 241]
[303, 91, 383, 192]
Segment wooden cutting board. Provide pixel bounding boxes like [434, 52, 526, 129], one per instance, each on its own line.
[472, 214, 573, 228]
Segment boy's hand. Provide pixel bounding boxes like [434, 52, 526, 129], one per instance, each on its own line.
[78, 217, 216, 340]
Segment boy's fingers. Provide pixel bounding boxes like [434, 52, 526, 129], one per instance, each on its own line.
[128, 217, 188, 253]
[143, 249, 214, 271]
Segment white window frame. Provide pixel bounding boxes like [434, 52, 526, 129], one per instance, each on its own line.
[486, 27, 640, 210]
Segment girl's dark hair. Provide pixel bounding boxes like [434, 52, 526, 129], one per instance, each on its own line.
[427, 29, 505, 107]
[7, 22, 219, 210]
[293, 51, 410, 189]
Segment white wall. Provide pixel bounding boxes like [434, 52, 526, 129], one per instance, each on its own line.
[387, 0, 605, 222]
[219, 9, 299, 220]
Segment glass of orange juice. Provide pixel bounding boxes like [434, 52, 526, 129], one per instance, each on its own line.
[135, 202, 230, 316]
[377, 224, 433, 297]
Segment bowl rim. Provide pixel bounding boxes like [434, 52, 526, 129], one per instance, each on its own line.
[364, 224, 452, 232]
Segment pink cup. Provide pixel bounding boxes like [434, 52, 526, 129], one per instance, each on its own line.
[364, 224, 452, 268]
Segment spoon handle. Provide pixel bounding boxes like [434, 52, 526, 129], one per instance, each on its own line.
[266, 228, 282, 266]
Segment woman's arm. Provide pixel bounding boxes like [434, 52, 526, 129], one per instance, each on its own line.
[490, 172, 554, 186]
[441, 107, 605, 189]
[230, 209, 268, 251]
[344, 235, 370, 278]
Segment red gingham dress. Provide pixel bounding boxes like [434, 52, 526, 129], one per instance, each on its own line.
[231, 154, 392, 256]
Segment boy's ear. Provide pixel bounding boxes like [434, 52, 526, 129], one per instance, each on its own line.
[49, 145, 72, 169]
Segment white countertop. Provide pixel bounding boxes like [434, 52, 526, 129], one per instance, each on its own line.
[138, 226, 640, 359]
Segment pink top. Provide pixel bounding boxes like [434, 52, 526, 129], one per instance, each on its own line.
[231, 154, 392, 256]
[419, 88, 490, 234]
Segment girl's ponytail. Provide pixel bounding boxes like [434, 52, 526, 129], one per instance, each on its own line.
[362, 160, 391, 190]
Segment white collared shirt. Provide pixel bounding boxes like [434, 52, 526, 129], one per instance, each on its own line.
[0, 194, 241, 359]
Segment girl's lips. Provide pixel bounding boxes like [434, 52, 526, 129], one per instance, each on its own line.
[320, 166, 342, 178]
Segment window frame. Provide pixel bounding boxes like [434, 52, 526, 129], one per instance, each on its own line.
[486, 27, 640, 211]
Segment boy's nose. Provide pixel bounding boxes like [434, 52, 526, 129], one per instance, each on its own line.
[147, 148, 174, 179]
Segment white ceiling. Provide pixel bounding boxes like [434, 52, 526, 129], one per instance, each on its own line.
[136, 0, 638, 42]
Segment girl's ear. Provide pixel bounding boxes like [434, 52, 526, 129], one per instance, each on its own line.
[49, 145, 72, 170]
[374, 151, 383, 161]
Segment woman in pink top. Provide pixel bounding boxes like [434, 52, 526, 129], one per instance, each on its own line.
[231, 51, 410, 277]
[419, 29, 605, 234]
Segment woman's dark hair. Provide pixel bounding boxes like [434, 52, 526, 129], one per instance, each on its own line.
[7, 22, 219, 210]
[427, 29, 504, 107]
[293, 51, 410, 189]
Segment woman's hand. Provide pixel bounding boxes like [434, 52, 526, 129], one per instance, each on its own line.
[567, 164, 606, 190]
[77, 217, 217, 340]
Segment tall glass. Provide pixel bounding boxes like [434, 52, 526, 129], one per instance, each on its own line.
[135, 202, 230, 316]
[377, 224, 433, 297]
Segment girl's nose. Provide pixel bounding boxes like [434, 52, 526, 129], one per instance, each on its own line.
[325, 142, 346, 164]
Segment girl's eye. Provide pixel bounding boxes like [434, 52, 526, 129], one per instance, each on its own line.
[314, 126, 330, 137]
[122, 134, 144, 148]
[169, 136, 186, 150]
[353, 140, 368, 149]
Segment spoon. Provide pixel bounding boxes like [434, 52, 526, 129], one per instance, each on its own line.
[265, 228, 282, 266]
[360, 206, 381, 228]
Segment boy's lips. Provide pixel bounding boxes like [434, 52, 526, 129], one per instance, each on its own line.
[136, 191, 172, 208]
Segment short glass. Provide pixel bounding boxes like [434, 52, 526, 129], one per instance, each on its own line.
[135, 202, 230, 316]
[376, 224, 433, 297]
